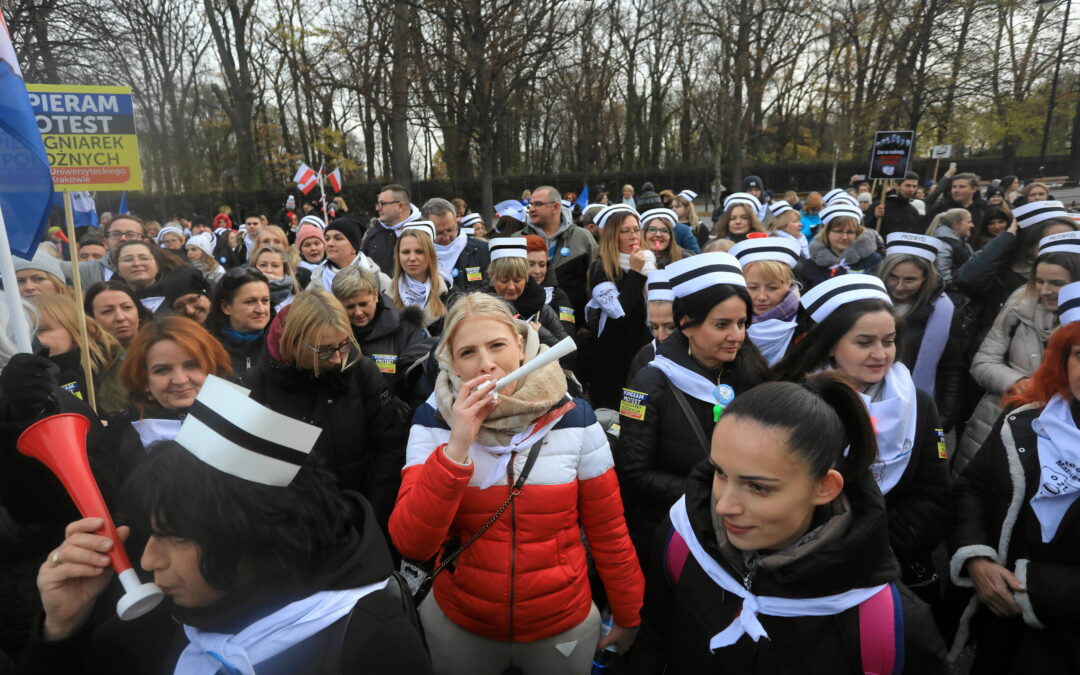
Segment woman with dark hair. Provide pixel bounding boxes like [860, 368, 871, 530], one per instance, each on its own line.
[627, 373, 946, 673]
[23, 378, 430, 673]
[878, 234, 966, 430]
[162, 266, 213, 324]
[584, 205, 655, 408]
[949, 282, 1080, 674]
[113, 240, 181, 314]
[973, 207, 1012, 251]
[84, 280, 153, 348]
[710, 193, 764, 244]
[206, 266, 273, 385]
[639, 208, 684, 268]
[773, 275, 950, 604]
[617, 252, 769, 561]
[955, 201, 1078, 344]
[247, 288, 409, 529]
[955, 232, 1080, 475]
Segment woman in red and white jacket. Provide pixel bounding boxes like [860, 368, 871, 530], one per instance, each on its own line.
[390, 292, 644, 675]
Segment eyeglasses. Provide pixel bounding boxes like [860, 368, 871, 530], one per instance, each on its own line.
[173, 295, 206, 311]
[527, 201, 557, 209]
[108, 230, 142, 241]
[832, 230, 859, 238]
[305, 338, 351, 360]
[645, 226, 669, 235]
[376, 200, 402, 208]
[618, 227, 641, 235]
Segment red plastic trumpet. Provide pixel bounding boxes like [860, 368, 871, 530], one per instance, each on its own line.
[18, 413, 163, 620]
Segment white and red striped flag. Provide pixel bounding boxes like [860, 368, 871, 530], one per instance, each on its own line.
[327, 168, 343, 193]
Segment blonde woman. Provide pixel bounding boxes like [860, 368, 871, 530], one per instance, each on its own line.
[14, 249, 72, 299]
[585, 204, 654, 408]
[765, 201, 810, 257]
[251, 245, 301, 310]
[670, 191, 704, 252]
[33, 293, 127, 415]
[389, 293, 643, 675]
[390, 221, 455, 335]
[248, 288, 408, 527]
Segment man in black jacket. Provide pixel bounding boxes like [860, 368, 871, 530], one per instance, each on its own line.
[924, 172, 985, 228]
[866, 171, 922, 237]
[422, 197, 491, 292]
[361, 184, 414, 274]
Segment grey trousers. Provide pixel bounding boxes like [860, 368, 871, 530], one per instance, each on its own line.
[419, 594, 602, 675]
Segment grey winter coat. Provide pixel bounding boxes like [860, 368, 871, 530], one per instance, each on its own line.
[954, 287, 1058, 476]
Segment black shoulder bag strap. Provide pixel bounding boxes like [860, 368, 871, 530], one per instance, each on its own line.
[413, 435, 546, 605]
[665, 375, 711, 457]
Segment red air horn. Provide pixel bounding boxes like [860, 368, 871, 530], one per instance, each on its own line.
[18, 413, 164, 620]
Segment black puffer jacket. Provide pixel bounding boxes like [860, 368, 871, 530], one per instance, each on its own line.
[863, 190, 922, 238]
[896, 287, 966, 430]
[950, 401, 1080, 675]
[615, 330, 767, 560]
[627, 461, 946, 674]
[18, 494, 432, 675]
[353, 294, 429, 394]
[247, 348, 409, 531]
[444, 236, 491, 293]
[215, 326, 267, 386]
[954, 230, 1029, 351]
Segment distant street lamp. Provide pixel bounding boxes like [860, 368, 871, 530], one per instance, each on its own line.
[1037, 0, 1071, 177]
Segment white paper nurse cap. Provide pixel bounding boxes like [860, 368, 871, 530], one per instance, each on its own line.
[175, 375, 322, 487]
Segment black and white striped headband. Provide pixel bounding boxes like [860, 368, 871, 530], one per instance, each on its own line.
[800, 274, 891, 324]
[665, 252, 745, 297]
[885, 233, 943, 263]
[1039, 231, 1080, 257]
[730, 236, 801, 269]
[1059, 281, 1080, 326]
[723, 192, 762, 212]
[488, 237, 528, 260]
[596, 204, 637, 229]
[641, 208, 678, 228]
[646, 269, 675, 302]
[1014, 200, 1069, 229]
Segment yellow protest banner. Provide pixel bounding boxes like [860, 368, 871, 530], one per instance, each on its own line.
[26, 84, 143, 191]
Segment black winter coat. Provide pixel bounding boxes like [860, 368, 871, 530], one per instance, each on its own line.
[584, 261, 651, 409]
[445, 236, 491, 293]
[896, 289, 966, 429]
[353, 294, 429, 394]
[247, 350, 409, 530]
[214, 327, 267, 386]
[17, 494, 432, 675]
[954, 230, 1028, 351]
[879, 388, 952, 576]
[615, 330, 766, 560]
[863, 190, 922, 238]
[626, 340, 657, 385]
[627, 461, 946, 674]
[950, 402, 1080, 675]
[361, 224, 401, 278]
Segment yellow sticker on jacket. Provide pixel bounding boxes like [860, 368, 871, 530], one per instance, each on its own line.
[60, 380, 83, 400]
[558, 306, 574, 322]
[466, 266, 482, 282]
[935, 428, 948, 459]
[371, 353, 398, 374]
[620, 388, 647, 420]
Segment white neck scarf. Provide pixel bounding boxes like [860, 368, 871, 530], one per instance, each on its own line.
[1031, 395, 1080, 543]
[398, 274, 431, 308]
[669, 497, 886, 650]
[472, 409, 567, 489]
[911, 294, 954, 396]
[859, 363, 918, 495]
[435, 231, 468, 273]
[141, 296, 165, 313]
[130, 418, 182, 450]
[775, 229, 810, 257]
[544, 286, 554, 304]
[585, 281, 624, 336]
[649, 353, 719, 406]
[747, 320, 797, 366]
[618, 250, 656, 274]
[175, 580, 388, 675]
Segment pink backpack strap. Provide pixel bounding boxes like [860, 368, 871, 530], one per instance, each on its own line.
[663, 527, 691, 585]
[859, 583, 905, 675]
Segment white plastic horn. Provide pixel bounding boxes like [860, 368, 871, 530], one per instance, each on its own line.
[494, 336, 577, 392]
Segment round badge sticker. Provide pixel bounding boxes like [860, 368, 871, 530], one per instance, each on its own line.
[452, 268, 459, 277]
[560, 246, 571, 257]
[715, 384, 735, 406]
